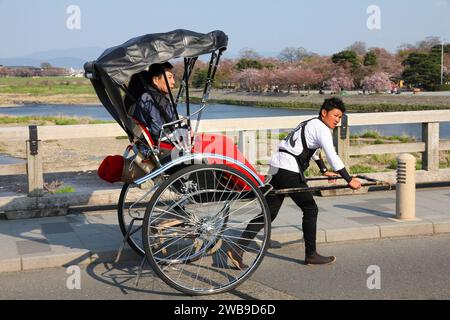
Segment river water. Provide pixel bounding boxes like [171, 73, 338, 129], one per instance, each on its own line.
[1, 103, 449, 139]
[1, 103, 450, 164]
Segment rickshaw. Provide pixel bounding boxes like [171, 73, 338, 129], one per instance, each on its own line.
[84, 29, 384, 295]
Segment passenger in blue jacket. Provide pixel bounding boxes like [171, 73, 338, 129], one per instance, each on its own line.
[127, 62, 177, 144]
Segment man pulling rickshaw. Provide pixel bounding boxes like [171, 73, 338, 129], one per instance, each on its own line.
[85, 29, 378, 295]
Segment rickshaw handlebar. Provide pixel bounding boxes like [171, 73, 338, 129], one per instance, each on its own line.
[270, 175, 391, 195]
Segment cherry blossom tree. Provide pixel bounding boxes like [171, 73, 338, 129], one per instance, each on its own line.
[0, 66, 8, 77]
[274, 68, 296, 92]
[324, 68, 355, 92]
[362, 72, 392, 92]
[444, 53, 450, 77]
[232, 68, 267, 92]
[368, 47, 404, 78]
[216, 59, 237, 88]
[300, 56, 334, 85]
[290, 68, 321, 93]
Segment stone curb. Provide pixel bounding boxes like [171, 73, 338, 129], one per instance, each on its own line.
[2, 220, 448, 274]
[0, 189, 121, 219]
[271, 220, 450, 245]
[0, 248, 141, 273]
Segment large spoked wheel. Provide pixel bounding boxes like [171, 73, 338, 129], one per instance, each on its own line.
[118, 180, 161, 257]
[142, 164, 270, 295]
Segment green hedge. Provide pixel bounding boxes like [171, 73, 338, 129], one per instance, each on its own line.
[429, 84, 450, 91]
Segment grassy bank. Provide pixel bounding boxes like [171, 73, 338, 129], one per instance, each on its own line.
[0, 77, 94, 95]
[1, 77, 450, 111]
[0, 115, 112, 126]
[0, 77, 98, 105]
[191, 96, 450, 113]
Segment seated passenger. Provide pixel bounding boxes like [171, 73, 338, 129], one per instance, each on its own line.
[127, 62, 265, 185]
[127, 62, 177, 145]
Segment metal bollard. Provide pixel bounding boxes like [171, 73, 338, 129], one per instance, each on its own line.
[26, 125, 44, 197]
[396, 153, 416, 220]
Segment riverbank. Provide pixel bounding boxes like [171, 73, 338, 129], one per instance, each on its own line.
[0, 114, 112, 126]
[1, 76, 450, 110]
[3, 90, 450, 111]
[0, 93, 99, 106]
[190, 90, 450, 112]
[0, 77, 98, 106]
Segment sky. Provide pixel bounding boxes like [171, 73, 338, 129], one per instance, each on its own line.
[0, 0, 450, 59]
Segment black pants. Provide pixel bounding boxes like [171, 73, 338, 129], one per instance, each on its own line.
[238, 168, 319, 256]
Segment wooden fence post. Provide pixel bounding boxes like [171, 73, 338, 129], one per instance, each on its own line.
[333, 114, 350, 164]
[422, 122, 440, 171]
[238, 130, 257, 165]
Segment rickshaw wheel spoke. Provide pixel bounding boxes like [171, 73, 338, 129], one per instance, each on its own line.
[142, 164, 270, 295]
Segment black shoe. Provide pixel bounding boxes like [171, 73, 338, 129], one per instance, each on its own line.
[305, 252, 336, 265]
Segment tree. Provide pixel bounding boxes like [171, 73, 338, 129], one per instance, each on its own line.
[398, 36, 442, 55]
[289, 68, 321, 93]
[362, 72, 392, 92]
[216, 59, 237, 88]
[262, 68, 282, 91]
[238, 48, 261, 59]
[40, 62, 52, 69]
[416, 36, 441, 51]
[236, 58, 263, 70]
[369, 47, 404, 77]
[278, 47, 314, 63]
[232, 68, 264, 91]
[259, 57, 280, 70]
[41, 67, 69, 77]
[301, 56, 334, 84]
[0, 66, 8, 77]
[363, 51, 378, 66]
[171, 60, 187, 84]
[402, 51, 441, 89]
[444, 53, 450, 79]
[346, 41, 367, 55]
[324, 68, 355, 92]
[192, 69, 208, 88]
[331, 50, 360, 69]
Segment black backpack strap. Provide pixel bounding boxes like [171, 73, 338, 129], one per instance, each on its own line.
[283, 117, 316, 150]
[278, 117, 319, 179]
[300, 120, 308, 151]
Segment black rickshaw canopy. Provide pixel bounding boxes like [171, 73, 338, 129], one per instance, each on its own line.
[84, 29, 228, 140]
[88, 29, 228, 85]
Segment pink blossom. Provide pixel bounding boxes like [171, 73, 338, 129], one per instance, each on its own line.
[362, 72, 392, 92]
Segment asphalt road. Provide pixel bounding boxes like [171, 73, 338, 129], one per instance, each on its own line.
[0, 234, 449, 300]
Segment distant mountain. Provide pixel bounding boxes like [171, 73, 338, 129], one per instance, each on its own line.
[0, 47, 280, 68]
[0, 47, 105, 69]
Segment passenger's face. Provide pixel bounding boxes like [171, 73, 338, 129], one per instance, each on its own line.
[153, 70, 175, 94]
[321, 108, 343, 129]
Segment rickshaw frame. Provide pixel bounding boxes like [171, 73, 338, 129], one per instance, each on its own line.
[84, 29, 386, 295]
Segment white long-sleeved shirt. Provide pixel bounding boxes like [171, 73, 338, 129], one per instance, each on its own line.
[270, 118, 345, 173]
